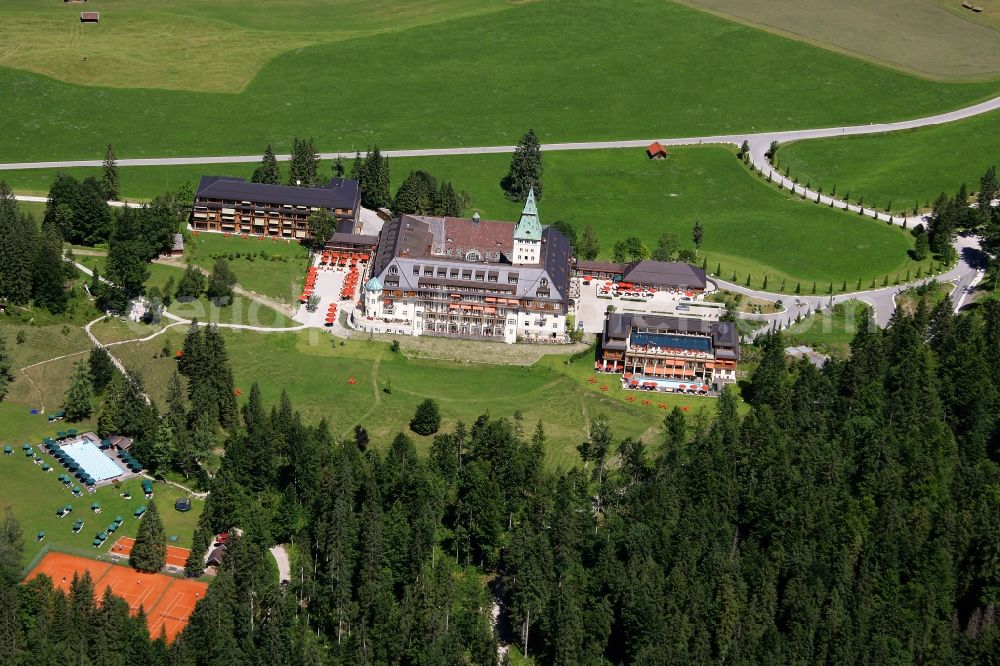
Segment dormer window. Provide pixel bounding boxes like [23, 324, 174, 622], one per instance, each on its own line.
[465, 251, 481, 261]
[388, 266, 399, 275]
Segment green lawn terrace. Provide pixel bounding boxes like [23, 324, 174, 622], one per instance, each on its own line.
[2, 0, 1000, 162]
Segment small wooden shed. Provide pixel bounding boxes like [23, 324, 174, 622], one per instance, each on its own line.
[646, 141, 669, 160]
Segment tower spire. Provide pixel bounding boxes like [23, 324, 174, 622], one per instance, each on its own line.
[514, 187, 542, 241]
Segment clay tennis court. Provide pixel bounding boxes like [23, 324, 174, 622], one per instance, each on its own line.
[27, 552, 208, 641]
[110, 536, 191, 568]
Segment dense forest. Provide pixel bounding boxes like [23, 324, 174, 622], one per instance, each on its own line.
[1, 297, 998, 665]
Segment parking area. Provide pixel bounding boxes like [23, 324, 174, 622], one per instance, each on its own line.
[573, 278, 722, 333]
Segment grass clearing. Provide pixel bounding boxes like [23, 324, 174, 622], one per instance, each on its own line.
[0, 411, 204, 567]
[4, 147, 921, 287]
[776, 110, 1000, 210]
[1, 0, 998, 162]
[783, 300, 870, 356]
[106, 327, 712, 469]
[676, 0, 1000, 81]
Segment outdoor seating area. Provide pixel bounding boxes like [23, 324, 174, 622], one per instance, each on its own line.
[325, 302, 338, 326]
[299, 265, 318, 303]
[592, 279, 698, 302]
[622, 374, 711, 395]
[133, 505, 147, 518]
[341, 263, 360, 300]
[319, 250, 367, 268]
[141, 479, 153, 498]
[114, 447, 144, 474]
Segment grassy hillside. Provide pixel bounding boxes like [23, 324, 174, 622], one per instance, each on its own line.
[775, 110, 1000, 210]
[1, 0, 998, 162]
[0, 147, 920, 287]
[0, 0, 515, 93]
[676, 0, 1000, 80]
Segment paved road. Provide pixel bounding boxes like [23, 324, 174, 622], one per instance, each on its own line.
[3, 94, 1000, 171]
[717, 234, 986, 331]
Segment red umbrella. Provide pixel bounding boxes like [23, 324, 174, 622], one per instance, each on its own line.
[679, 384, 687, 390]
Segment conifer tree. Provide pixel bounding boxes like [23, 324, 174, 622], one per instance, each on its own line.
[332, 155, 346, 179]
[101, 144, 120, 200]
[185, 527, 210, 578]
[251, 145, 281, 185]
[0, 335, 10, 403]
[63, 360, 94, 421]
[502, 129, 543, 201]
[88, 346, 115, 393]
[131, 500, 166, 573]
[578, 225, 600, 260]
[288, 137, 320, 187]
[32, 225, 68, 314]
[410, 399, 441, 436]
[206, 258, 237, 305]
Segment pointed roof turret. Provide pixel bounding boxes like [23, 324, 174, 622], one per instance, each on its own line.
[514, 188, 542, 242]
[364, 276, 383, 292]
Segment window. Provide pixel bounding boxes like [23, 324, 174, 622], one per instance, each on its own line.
[437, 268, 447, 277]
[412, 265, 420, 276]
[424, 267, 434, 276]
[508, 273, 519, 284]
[465, 251, 481, 261]
[388, 266, 399, 275]
[462, 271, 472, 280]
[450, 269, 459, 278]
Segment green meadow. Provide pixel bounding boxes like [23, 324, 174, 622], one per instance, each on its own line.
[1, 0, 998, 162]
[776, 110, 1000, 209]
[2, 147, 920, 288]
[106, 328, 710, 469]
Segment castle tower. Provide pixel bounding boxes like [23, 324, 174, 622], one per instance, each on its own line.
[364, 275, 383, 318]
[512, 188, 542, 265]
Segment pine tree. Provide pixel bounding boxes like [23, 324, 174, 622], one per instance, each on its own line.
[251, 145, 281, 185]
[88, 346, 115, 393]
[32, 224, 68, 314]
[175, 264, 205, 301]
[358, 146, 391, 209]
[288, 137, 320, 187]
[185, 527, 210, 578]
[0, 335, 10, 402]
[410, 399, 441, 436]
[692, 220, 704, 251]
[332, 155, 346, 179]
[63, 361, 94, 421]
[206, 258, 237, 305]
[578, 225, 600, 260]
[131, 499, 166, 573]
[502, 129, 543, 201]
[101, 144, 120, 200]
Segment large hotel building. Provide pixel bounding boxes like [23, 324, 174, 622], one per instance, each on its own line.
[190, 176, 361, 240]
[356, 190, 573, 343]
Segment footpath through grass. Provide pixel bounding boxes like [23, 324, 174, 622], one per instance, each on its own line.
[4, 147, 920, 287]
[1, 0, 998, 162]
[776, 110, 1000, 211]
[0, 403, 204, 567]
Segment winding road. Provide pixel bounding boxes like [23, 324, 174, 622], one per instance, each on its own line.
[15, 93, 999, 328]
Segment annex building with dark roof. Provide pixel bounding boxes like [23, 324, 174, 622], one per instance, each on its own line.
[356, 189, 573, 343]
[573, 259, 708, 292]
[190, 176, 360, 240]
[598, 312, 740, 390]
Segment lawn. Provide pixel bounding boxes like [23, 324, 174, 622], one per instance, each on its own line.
[783, 299, 870, 356]
[2, 147, 921, 287]
[775, 110, 1000, 211]
[106, 327, 713, 469]
[0, 417, 204, 568]
[676, 0, 1000, 81]
[166, 294, 294, 329]
[184, 232, 309, 304]
[1, 0, 998, 163]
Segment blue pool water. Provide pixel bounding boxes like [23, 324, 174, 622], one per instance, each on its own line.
[62, 440, 124, 482]
[631, 333, 712, 351]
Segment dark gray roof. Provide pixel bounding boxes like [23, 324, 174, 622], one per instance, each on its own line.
[196, 176, 360, 210]
[604, 312, 740, 361]
[328, 232, 379, 246]
[623, 260, 707, 290]
[575, 260, 627, 274]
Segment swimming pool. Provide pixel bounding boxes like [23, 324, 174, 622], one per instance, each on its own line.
[631, 332, 712, 352]
[61, 440, 124, 482]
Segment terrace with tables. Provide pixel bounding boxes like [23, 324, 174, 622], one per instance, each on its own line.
[292, 250, 368, 332]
